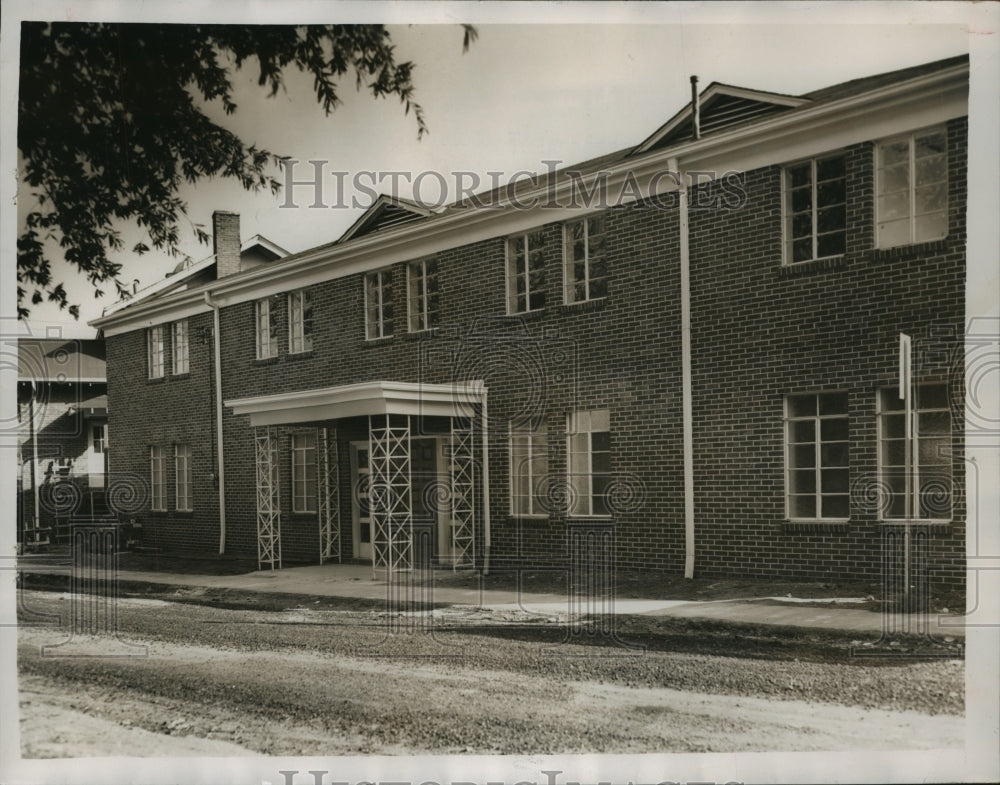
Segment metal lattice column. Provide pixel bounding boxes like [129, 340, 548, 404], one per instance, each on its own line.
[255, 426, 282, 570]
[368, 414, 413, 576]
[318, 426, 341, 563]
[450, 416, 476, 569]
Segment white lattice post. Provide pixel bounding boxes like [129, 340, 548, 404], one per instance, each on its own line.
[318, 426, 341, 563]
[369, 414, 413, 579]
[450, 415, 476, 570]
[255, 426, 282, 570]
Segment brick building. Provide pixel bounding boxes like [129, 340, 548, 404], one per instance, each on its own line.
[92, 56, 968, 596]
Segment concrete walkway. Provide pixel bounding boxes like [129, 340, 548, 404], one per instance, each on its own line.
[19, 559, 967, 639]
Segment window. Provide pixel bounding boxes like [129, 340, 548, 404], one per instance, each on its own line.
[878, 384, 951, 520]
[564, 217, 607, 304]
[510, 421, 549, 516]
[172, 319, 189, 375]
[92, 424, 106, 454]
[407, 259, 440, 332]
[175, 443, 192, 512]
[784, 154, 846, 263]
[288, 290, 313, 353]
[507, 230, 547, 313]
[291, 432, 318, 513]
[150, 445, 166, 511]
[877, 127, 948, 248]
[784, 392, 850, 520]
[147, 326, 165, 378]
[255, 296, 280, 359]
[567, 409, 611, 516]
[364, 269, 394, 339]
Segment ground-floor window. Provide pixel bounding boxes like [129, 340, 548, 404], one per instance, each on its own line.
[567, 409, 611, 516]
[784, 392, 850, 519]
[509, 420, 548, 516]
[175, 443, 192, 512]
[150, 445, 166, 511]
[291, 432, 318, 513]
[877, 383, 952, 520]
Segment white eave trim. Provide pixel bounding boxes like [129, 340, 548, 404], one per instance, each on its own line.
[225, 379, 486, 427]
[91, 61, 968, 336]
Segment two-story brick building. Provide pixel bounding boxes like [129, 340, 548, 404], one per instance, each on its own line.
[92, 55, 968, 597]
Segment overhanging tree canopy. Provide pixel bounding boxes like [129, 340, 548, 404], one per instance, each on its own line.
[17, 22, 475, 319]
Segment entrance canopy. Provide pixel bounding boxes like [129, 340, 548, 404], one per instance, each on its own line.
[225, 380, 486, 427]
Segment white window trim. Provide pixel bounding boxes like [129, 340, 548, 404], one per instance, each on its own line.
[562, 217, 606, 305]
[783, 393, 850, 522]
[876, 384, 952, 524]
[364, 269, 393, 340]
[875, 125, 948, 249]
[566, 410, 611, 518]
[147, 326, 165, 379]
[255, 298, 278, 359]
[287, 290, 313, 354]
[291, 432, 317, 514]
[506, 231, 546, 315]
[175, 443, 192, 512]
[171, 319, 189, 375]
[407, 259, 437, 333]
[150, 445, 166, 511]
[508, 421, 549, 518]
[780, 151, 847, 266]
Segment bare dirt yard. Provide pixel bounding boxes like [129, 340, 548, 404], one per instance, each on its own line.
[17, 590, 963, 757]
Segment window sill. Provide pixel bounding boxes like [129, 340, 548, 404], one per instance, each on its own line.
[402, 328, 439, 341]
[880, 518, 952, 526]
[285, 350, 314, 361]
[147, 376, 166, 384]
[363, 336, 395, 348]
[781, 519, 851, 533]
[870, 237, 950, 263]
[777, 255, 847, 277]
[558, 298, 607, 315]
[253, 356, 280, 366]
[170, 372, 191, 380]
[502, 308, 547, 322]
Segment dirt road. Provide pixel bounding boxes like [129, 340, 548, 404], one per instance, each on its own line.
[16, 591, 964, 757]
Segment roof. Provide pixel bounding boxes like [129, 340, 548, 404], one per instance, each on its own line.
[632, 54, 968, 155]
[17, 338, 106, 383]
[102, 234, 290, 318]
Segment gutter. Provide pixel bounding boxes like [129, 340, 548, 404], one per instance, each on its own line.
[480, 387, 491, 575]
[204, 292, 227, 554]
[670, 156, 696, 580]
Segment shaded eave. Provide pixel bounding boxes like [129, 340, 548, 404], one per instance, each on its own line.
[225, 379, 486, 427]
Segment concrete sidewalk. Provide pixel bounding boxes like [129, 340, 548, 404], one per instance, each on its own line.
[17, 558, 967, 640]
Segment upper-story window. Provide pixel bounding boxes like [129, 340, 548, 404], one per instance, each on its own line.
[364, 269, 394, 340]
[564, 216, 607, 304]
[507, 230, 547, 313]
[147, 326, 165, 379]
[288, 289, 314, 354]
[784, 154, 847, 263]
[407, 259, 439, 332]
[784, 392, 849, 520]
[876, 126, 948, 248]
[567, 409, 611, 516]
[255, 295, 280, 360]
[172, 319, 189, 375]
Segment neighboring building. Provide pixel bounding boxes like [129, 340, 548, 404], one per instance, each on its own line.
[17, 338, 108, 547]
[92, 56, 968, 599]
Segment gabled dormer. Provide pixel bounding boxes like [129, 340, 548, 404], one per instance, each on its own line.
[338, 194, 435, 243]
[633, 82, 811, 155]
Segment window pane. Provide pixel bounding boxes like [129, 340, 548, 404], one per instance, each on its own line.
[915, 132, 946, 158]
[816, 178, 846, 207]
[791, 444, 816, 469]
[878, 191, 909, 221]
[919, 437, 950, 466]
[789, 469, 816, 495]
[820, 418, 848, 441]
[790, 495, 816, 518]
[792, 238, 813, 263]
[819, 392, 848, 416]
[918, 410, 950, 436]
[821, 468, 849, 493]
[820, 442, 848, 467]
[881, 140, 909, 166]
[878, 218, 910, 248]
[816, 231, 846, 258]
[788, 395, 817, 418]
[879, 163, 909, 193]
[914, 211, 947, 243]
[882, 413, 905, 439]
[917, 385, 948, 409]
[791, 212, 812, 239]
[787, 164, 811, 188]
[822, 495, 849, 518]
[817, 205, 846, 234]
[791, 188, 812, 213]
[915, 182, 947, 215]
[915, 155, 946, 187]
[881, 438, 905, 467]
[790, 420, 815, 443]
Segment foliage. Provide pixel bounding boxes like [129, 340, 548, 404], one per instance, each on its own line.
[17, 22, 475, 318]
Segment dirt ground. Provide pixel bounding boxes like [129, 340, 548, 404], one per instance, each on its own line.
[17, 591, 964, 757]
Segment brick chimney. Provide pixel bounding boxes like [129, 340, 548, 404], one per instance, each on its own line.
[212, 211, 241, 278]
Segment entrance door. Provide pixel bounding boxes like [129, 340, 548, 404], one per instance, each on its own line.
[411, 437, 451, 565]
[350, 442, 372, 560]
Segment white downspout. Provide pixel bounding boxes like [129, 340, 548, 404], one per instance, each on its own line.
[671, 157, 696, 580]
[204, 292, 227, 554]
[480, 386, 491, 575]
[30, 386, 40, 534]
